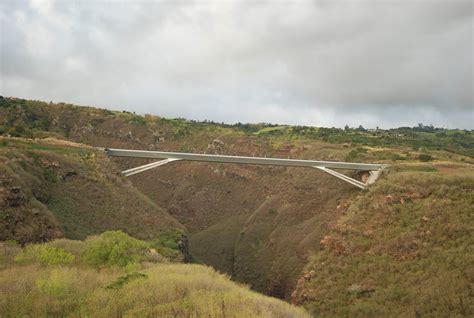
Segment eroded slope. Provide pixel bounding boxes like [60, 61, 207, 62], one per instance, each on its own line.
[292, 163, 474, 316]
[0, 137, 182, 243]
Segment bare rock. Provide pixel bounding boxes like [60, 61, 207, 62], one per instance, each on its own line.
[207, 139, 225, 154]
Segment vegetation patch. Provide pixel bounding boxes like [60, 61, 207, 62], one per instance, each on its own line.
[148, 229, 183, 260]
[105, 272, 148, 290]
[82, 231, 149, 267]
[14, 245, 75, 265]
[418, 153, 433, 162]
[0, 233, 309, 317]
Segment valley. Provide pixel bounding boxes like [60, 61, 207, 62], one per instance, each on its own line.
[1, 97, 473, 316]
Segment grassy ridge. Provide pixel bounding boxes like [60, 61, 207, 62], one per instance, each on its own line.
[0, 233, 309, 318]
[0, 265, 309, 317]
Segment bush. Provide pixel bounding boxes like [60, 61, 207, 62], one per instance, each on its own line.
[149, 229, 182, 250]
[105, 272, 148, 290]
[47, 239, 86, 258]
[14, 245, 75, 265]
[82, 231, 148, 267]
[148, 229, 182, 261]
[418, 154, 433, 162]
[43, 168, 57, 182]
[390, 153, 406, 161]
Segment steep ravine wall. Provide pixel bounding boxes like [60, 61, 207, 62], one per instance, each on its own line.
[129, 158, 359, 299]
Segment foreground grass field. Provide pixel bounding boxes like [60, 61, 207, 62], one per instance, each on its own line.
[0, 232, 309, 317]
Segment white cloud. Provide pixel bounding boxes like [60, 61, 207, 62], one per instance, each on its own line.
[0, 0, 472, 128]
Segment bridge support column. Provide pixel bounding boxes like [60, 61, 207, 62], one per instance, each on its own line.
[313, 166, 367, 189]
[121, 158, 181, 177]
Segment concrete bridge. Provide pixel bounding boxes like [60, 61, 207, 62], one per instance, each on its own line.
[104, 148, 388, 189]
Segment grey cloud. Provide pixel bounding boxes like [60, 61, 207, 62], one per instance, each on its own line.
[0, 0, 472, 128]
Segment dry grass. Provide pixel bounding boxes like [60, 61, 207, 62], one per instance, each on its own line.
[0, 249, 309, 317]
[293, 164, 474, 317]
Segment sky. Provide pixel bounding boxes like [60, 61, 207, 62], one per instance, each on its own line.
[0, 0, 473, 129]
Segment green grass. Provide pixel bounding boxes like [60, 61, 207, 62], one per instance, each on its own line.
[5, 138, 90, 156]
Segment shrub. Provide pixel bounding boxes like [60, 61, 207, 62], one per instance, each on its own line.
[105, 272, 148, 290]
[129, 115, 146, 125]
[390, 153, 406, 161]
[47, 239, 86, 258]
[153, 247, 178, 260]
[418, 154, 433, 162]
[149, 229, 182, 250]
[82, 231, 148, 267]
[148, 229, 182, 261]
[43, 168, 57, 182]
[14, 245, 75, 265]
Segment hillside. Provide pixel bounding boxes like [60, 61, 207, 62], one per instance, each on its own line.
[292, 162, 474, 316]
[0, 231, 308, 317]
[1, 97, 473, 316]
[0, 137, 182, 243]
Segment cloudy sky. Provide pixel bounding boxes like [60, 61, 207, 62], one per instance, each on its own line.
[1, 0, 473, 128]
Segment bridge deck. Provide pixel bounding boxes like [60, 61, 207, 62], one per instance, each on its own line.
[105, 148, 385, 171]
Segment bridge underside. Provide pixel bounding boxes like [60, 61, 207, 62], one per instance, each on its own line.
[104, 148, 387, 190]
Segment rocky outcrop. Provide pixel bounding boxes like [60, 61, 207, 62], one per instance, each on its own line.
[177, 234, 191, 263]
[207, 139, 225, 154]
